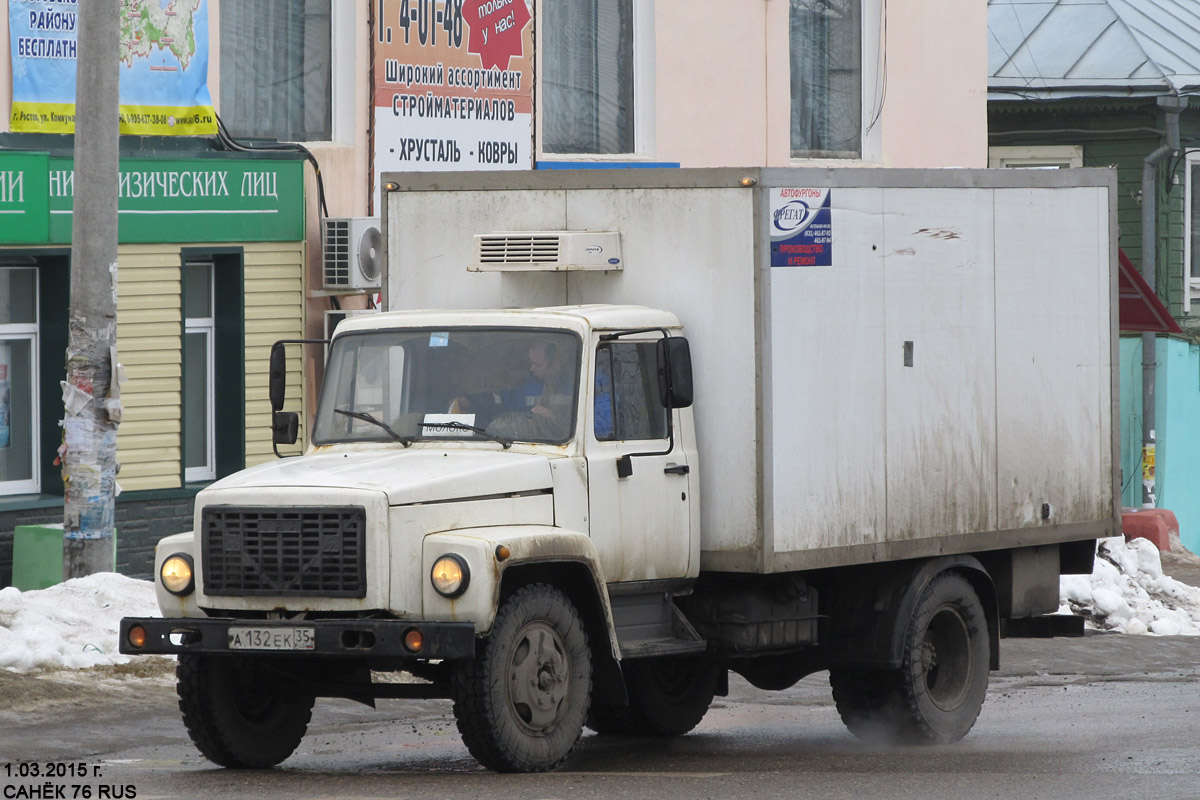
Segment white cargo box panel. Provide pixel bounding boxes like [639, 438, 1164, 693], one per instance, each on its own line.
[382, 168, 1119, 574]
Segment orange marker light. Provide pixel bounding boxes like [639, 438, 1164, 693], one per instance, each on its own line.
[128, 625, 147, 649]
[404, 628, 424, 653]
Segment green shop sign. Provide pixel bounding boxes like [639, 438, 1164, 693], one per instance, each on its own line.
[0, 152, 50, 244]
[0, 152, 304, 245]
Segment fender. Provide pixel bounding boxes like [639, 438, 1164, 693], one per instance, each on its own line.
[421, 525, 621, 660]
[151, 531, 203, 618]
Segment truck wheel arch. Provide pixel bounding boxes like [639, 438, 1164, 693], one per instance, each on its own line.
[423, 526, 627, 707]
[893, 557, 999, 672]
[498, 560, 627, 708]
[821, 555, 999, 672]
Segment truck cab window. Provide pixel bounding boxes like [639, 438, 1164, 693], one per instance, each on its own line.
[595, 342, 667, 441]
[313, 328, 581, 446]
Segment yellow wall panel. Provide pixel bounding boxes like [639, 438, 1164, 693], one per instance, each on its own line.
[108, 241, 306, 490]
[114, 244, 183, 491]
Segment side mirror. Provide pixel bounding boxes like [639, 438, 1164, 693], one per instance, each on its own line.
[656, 337, 693, 409]
[272, 412, 299, 445]
[269, 343, 286, 412]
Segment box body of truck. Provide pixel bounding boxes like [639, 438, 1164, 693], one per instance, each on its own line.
[384, 167, 1120, 572]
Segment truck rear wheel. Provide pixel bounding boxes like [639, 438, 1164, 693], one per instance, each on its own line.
[587, 658, 719, 737]
[452, 583, 592, 772]
[176, 654, 315, 768]
[895, 572, 989, 743]
[829, 667, 905, 742]
[831, 572, 989, 745]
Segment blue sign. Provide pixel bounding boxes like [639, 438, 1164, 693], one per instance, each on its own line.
[770, 188, 832, 267]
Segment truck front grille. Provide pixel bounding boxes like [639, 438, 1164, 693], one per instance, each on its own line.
[201, 507, 367, 598]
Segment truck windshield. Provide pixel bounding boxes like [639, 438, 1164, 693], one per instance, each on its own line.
[312, 328, 582, 446]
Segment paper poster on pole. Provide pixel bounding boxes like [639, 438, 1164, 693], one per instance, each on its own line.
[0, 344, 10, 450]
[372, 0, 534, 210]
[9, 0, 216, 136]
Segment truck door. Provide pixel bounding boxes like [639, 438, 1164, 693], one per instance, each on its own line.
[585, 338, 693, 583]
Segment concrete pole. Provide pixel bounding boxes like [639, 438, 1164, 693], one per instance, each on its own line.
[63, 0, 122, 578]
[1138, 96, 1186, 509]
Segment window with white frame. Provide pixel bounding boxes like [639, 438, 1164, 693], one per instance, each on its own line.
[0, 266, 39, 495]
[543, 0, 652, 156]
[184, 261, 216, 483]
[1186, 152, 1200, 313]
[219, 0, 335, 142]
[790, 0, 862, 159]
[988, 145, 1083, 170]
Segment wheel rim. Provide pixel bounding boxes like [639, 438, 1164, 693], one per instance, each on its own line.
[506, 620, 571, 735]
[919, 605, 973, 711]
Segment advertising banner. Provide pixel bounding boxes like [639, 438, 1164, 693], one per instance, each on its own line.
[770, 188, 833, 267]
[9, 0, 216, 136]
[372, 0, 534, 208]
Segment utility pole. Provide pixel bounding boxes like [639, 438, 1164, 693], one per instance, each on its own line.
[63, 0, 121, 578]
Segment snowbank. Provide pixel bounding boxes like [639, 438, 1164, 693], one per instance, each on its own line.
[1059, 536, 1200, 635]
[0, 573, 160, 673]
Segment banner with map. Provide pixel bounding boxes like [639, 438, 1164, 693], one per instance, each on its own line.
[9, 0, 216, 136]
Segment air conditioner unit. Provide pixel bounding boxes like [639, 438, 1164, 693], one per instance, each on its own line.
[323, 217, 381, 290]
[470, 231, 622, 272]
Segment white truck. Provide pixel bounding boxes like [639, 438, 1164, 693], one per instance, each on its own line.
[121, 167, 1119, 773]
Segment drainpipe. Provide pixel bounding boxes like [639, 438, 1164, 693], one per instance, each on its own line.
[1140, 95, 1187, 508]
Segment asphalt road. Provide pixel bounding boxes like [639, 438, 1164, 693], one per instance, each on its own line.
[2, 632, 1199, 800]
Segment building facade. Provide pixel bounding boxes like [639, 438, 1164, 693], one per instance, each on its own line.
[0, 0, 988, 584]
[988, 0, 1200, 551]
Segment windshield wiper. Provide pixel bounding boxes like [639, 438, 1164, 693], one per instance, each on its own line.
[420, 419, 512, 449]
[334, 408, 413, 446]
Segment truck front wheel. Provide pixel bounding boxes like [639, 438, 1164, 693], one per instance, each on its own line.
[452, 583, 592, 772]
[176, 654, 315, 768]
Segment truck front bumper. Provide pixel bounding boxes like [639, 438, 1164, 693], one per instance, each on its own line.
[119, 616, 476, 660]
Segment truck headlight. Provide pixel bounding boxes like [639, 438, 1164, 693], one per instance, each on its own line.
[431, 554, 470, 598]
[160, 554, 195, 596]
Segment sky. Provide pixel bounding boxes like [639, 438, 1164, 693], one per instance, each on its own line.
[1, 535, 1199, 674]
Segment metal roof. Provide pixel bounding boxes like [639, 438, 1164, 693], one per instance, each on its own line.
[989, 0, 1200, 100]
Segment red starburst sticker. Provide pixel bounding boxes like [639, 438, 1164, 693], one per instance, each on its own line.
[465, 0, 531, 71]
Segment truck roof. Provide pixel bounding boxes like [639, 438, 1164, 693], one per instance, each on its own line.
[336, 305, 683, 335]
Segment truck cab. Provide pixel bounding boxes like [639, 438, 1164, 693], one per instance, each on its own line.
[122, 305, 707, 773]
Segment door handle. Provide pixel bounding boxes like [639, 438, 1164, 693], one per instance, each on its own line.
[664, 463, 689, 475]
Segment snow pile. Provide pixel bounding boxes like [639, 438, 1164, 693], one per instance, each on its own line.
[1059, 536, 1200, 635]
[0, 573, 160, 673]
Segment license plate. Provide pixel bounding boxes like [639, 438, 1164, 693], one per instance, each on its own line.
[228, 626, 316, 651]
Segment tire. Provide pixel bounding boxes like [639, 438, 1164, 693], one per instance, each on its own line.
[452, 583, 592, 772]
[829, 668, 905, 743]
[586, 658, 719, 737]
[830, 572, 990, 745]
[584, 701, 639, 735]
[176, 654, 315, 769]
[895, 573, 990, 743]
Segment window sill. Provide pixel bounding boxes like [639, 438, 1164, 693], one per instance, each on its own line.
[0, 493, 64, 513]
[536, 159, 680, 170]
[0, 486, 206, 513]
